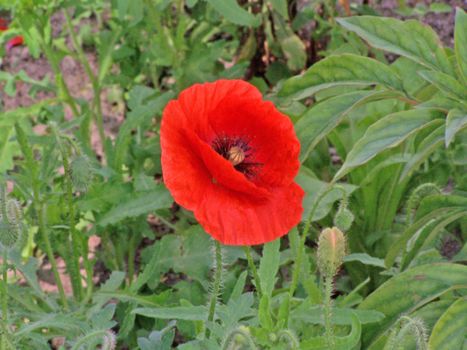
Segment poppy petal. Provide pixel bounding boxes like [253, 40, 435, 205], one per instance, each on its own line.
[194, 182, 305, 245]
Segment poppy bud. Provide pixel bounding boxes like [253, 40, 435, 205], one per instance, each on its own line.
[333, 206, 354, 232]
[317, 227, 347, 278]
[70, 155, 94, 192]
[0, 187, 24, 250]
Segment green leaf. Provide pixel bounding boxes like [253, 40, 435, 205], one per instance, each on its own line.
[133, 306, 208, 321]
[337, 16, 453, 75]
[280, 54, 403, 99]
[296, 168, 357, 221]
[97, 185, 172, 227]
[293, 302, 384, 325]
[455, 8, 467, 83]
[385, 202, 465, 268]
[268, 0, 288, 18]
[280, 34, 307, 71]
[428, 298, 467, 350]
[358, 263, 467, 348]
[300, 312, 361, 350]
[343, 253, 386, 268]
[399, 122, 444, 180]
[296, 90, 402, 161]
[205, 0, 261, 27]
[418, 70, 466, 100]
[258, 238, 281, 297]
[173, 226, 213, 282]
[334, 109, 443, 181]
[445, 109, 467, 147]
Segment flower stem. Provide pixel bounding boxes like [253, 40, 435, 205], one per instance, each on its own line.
[207, 240, 222, 338]
[14, 124, 69, 309]
[243, 246, 263, 298]
[323, 276, 335, 349]
[1, 249, 8, 326]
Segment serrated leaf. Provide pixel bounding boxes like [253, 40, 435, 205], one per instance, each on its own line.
[359, 263, 467, 348]
[428, 298, 467, 350]
[97, 185, 172, 227]
[280, 54, 403, 99]
[445, 109, 467, 147]
[334, 108, 443, 181]
[296, 90, 403, 161]
[205, 0, 261, 27]
[133, 305, 208, 321]
[343, 253, 386, 268]
[258, 238, 281, 297]
[455, 8, 467, 83]
[418, 70, 466, 100]
[300, 312, 361, 350]
[337, 16, 453, 75]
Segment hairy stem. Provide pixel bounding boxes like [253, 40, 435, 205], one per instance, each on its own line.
[243, 246, 263, 298]
[207, 240, 223, 338]
[1, 249, 8, 327]
[323, 276, 335, 349]
[15, 124, 69, 309]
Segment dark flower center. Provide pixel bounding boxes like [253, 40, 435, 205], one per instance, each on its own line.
[212, 135, 262, 178]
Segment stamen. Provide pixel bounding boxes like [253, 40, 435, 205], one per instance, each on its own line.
[212, 135, 262, 178]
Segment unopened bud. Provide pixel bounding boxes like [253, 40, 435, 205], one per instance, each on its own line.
[317, 227, 347, 278]
[0, 199, 24, 249]
[70, 155, 94, 192]
[334, 207, 354, 232]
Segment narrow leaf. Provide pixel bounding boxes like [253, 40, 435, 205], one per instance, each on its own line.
[133, 306, 208, 321]
[445, 109, 467, 147]
[97, 185, 172, 226]
[337, 16, 453, 75]
[334, 109, 443, 181]
[258, 238, 281, 297]
[454, 8, 467, 83]
[418, 70, 466, 100]
[205, 0, 261, 27]
[296, 90, 403, 161]
[429, 297, 467, 350]
[343, 253, 386, 268]
[280, 54, 403, 99]
[359, 263, 467, 348]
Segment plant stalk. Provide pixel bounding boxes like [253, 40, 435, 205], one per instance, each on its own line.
[207, 240, 223, 338]
[243, 246, 263, 298]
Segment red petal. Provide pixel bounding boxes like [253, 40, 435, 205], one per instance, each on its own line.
[195, 182, 305, 245]
[6, 36, 23, 50]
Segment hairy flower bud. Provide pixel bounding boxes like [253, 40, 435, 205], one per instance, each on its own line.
[0, 187, 24, 250]
[334, 207, 354, 232]
[317, 227, 347, 278]
[70, 155, 94, 192]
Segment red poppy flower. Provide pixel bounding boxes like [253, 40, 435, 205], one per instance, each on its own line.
[161, 80, 304, 245]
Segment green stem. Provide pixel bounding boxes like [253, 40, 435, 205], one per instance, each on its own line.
[127, 234, 138, 286]
[243, 246, 263, 298]
[53, 127, 84, 301]
[63, 9, 105, 152]
[323, 276, 335, 349]
[207, 240, 222, 338]
[14, 124, 69, 309]
[1, 249, 8, 327]
[39, 205, 69, 309]
[289, 185, 345, 298]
